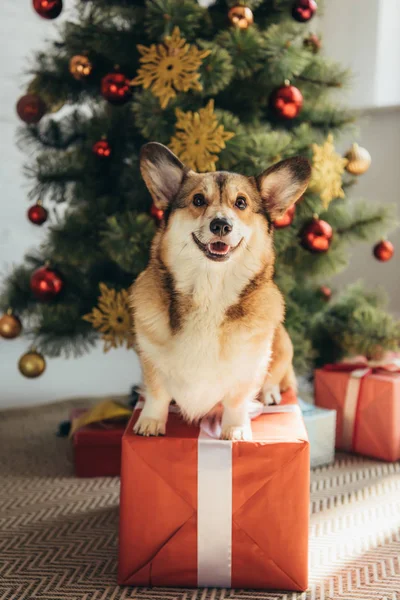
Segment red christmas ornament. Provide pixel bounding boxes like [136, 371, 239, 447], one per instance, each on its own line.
[92, 139, 111, 158]
[292, 0, 317, 22]
[273, 204, 296, 229]
[304, 33, 322, 53]
[300, 218, 333, 253]
[16, 94, 46, 124]
[32, 0, 63, 19]
[27, 201, 48, 225]
[150, 203, 164, 224]
[101, 72, 131, 105]
[320, 286, 332, 301]
[30, 266, 64, 301]
[373, 240, 394, 262]
[270, 84, 303, 120]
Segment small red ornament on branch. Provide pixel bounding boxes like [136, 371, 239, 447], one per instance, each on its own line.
[273, 204, 296, 229]
[320, 286, 332, 301]
[150, 203, 164, 224]
[373, 240, 394, 262]
[292, 0, 317, 23]
[300, 217, 333, 253]
[101, 71, 131, 105]
[16, 94, 46, 124]
[28, 201, 48, 225]
[32, 0, 63, 19]
[270, 82, 303, 120]
[92, 139, 111, 158]
[30, 265, 64, 301]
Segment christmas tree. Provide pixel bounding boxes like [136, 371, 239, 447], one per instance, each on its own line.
[1, 0, 398, 378]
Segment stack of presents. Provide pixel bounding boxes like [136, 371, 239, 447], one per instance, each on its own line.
[66, 355, 400, 590]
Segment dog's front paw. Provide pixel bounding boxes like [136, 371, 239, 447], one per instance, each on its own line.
[133, 416, 166, 436]
[262, 383, 281, 406]
[220, 424, 252, 441]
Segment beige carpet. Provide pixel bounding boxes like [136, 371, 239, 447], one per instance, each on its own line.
[0, 398, 399, 600]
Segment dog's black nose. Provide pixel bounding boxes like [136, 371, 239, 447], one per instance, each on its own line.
[210, 218, 233, 237]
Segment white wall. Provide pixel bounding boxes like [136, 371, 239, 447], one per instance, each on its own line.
[0, 1, 399, 409]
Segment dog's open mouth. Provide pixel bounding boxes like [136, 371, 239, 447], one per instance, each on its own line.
[192, 234, 241, 262]
[208, 241, 230, 256]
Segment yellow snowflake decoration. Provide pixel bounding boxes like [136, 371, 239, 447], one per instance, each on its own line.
[169, 100, 235, 172]
[131, 27, 210, 109]
[309, 134, 349, 209]
[83, 283, 134, 353]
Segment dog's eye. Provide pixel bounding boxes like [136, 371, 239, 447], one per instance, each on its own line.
[235, 196, 247, 210]
[193, 193, 206, 207]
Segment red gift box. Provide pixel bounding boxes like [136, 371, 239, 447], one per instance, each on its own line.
[71, 408, 125, 477]
[315, 362, 400, 462]
[118, 389, 310, 590]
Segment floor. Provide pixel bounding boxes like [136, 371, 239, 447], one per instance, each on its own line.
[0, 398, 399, 600]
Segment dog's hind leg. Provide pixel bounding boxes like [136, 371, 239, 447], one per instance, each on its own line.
[133, 355, 171, 436]
[261, 324, 297, 405]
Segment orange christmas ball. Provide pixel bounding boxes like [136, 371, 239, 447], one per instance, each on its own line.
[273, 204, 296, 229]
[30, 266, 64, 302]
[101, 72, 131, 105]
[92, 139, 111, 158]
[0, 312, 22, 339]
[150, 203, 164, 224]
[228, 6, 254, 29]
[270, 84, 303, 120]
[373, 240, 394, 262]
[300, 218, 333, 253]
[69, 55, 92, 80]
[16, 94, 46, 124]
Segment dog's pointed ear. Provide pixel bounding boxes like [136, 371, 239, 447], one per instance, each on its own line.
[256, 157, 311, 219]
[140, 142, 187, 209]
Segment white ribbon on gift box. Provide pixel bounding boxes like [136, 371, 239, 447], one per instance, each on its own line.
[197, 402, 301, 588]
[134, 399, 301, 588]
[337, 357, 400, 451]
[341, 368, 370, 451]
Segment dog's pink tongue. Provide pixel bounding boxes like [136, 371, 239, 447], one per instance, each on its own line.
[209, 241, 230, 255]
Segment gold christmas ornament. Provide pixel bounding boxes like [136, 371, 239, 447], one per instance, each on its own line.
[18, 349, 46, 378]
[344, 143, 371, 175]
[228, 6, 254, 29]
[131, 27, 210, 109]
[83, 283, 134, 353]
[0, 309, 22, 339]
[309, 134, 348, 209]
[169, 100, 235, 172]
[69, 55, 92, 80]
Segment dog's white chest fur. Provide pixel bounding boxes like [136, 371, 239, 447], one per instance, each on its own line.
[141, 263, 272, 420]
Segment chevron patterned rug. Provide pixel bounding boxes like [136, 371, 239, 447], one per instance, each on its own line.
[0, 398, 399, 600]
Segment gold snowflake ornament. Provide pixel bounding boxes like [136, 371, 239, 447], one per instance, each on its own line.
[309, 134, 348, 209]
[131, 27, 210, 109]
[169, 100, 235, 172]
[83, 283, 134, 353]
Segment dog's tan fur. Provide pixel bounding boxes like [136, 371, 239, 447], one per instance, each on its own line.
[131, 143, 311, 440]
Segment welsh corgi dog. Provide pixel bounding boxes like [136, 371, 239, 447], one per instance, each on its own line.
[130, 142, 311, 440]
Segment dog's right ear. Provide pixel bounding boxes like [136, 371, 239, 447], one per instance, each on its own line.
[140, 142, 187, 209]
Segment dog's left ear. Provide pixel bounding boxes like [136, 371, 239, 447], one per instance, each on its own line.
[256, 157, 311, 219]
[140, 142, 187, 210]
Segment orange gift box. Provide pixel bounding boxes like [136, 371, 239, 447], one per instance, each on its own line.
[315, 365, 400, 462]
[118, 389, 310, 591]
